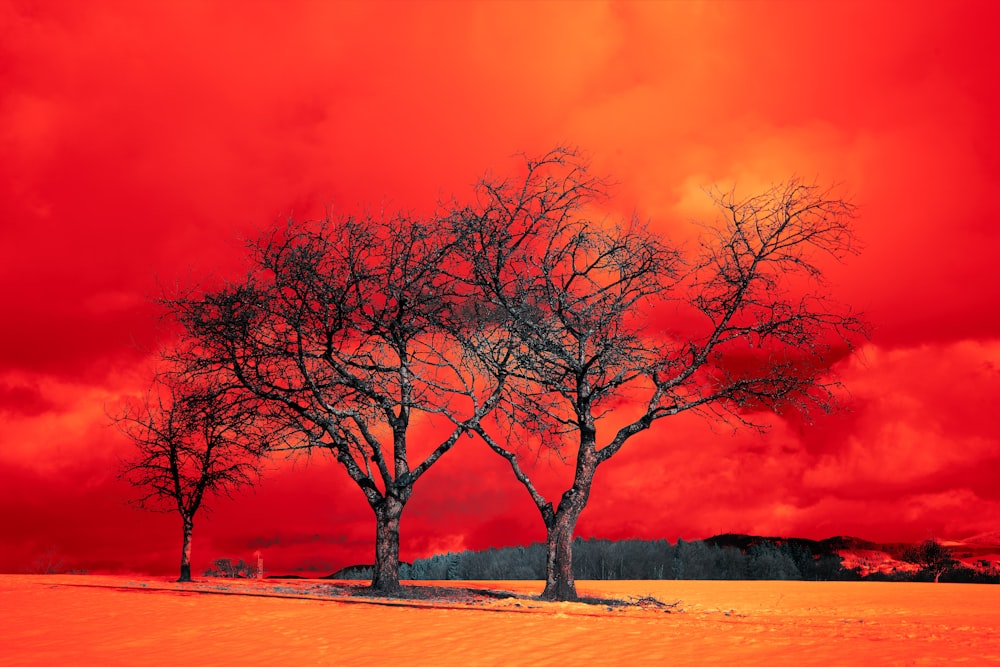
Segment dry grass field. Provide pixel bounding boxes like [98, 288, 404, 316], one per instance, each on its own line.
[2, 575, 998, 665]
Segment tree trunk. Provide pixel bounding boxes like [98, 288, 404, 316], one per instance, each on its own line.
[542, 508, 582, 601]
[179, 517, 193, 583]
[371, 497, 404, 594]
[540, 432, 598, 601]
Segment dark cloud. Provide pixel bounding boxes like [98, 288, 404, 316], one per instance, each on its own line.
[0, 381, 55, 417]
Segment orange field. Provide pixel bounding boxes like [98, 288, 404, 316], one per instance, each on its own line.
[2, 575, 998, 665]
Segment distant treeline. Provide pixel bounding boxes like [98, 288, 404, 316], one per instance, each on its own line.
[325, 537, 999, 584]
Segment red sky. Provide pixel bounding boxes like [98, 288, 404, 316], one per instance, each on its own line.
[2, 1, 998, 576]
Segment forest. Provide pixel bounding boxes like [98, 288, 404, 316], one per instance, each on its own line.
[251, 535, 998, 584]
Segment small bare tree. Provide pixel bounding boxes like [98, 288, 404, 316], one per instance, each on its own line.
[170, 214, 503, 593]
[902, 539, 957, 583]
[115, 361, 273, 582]
[454, 148, 865, 600]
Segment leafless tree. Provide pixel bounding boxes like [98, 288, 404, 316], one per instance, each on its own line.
[453, 148, 866, 600]
[169, 214, 504, 593]
[115, 361, 273, 582]
[902, 539, 957, 582]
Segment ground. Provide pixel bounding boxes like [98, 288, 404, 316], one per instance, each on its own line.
[2, 575, 998, 665]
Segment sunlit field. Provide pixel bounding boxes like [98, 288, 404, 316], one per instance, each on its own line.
[3, 575, 998, 665]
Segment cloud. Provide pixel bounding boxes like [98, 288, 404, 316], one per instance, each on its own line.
[1, 0, 998, 573]
[0, 380, 55, 417]
[800, 342, 1000, 501]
